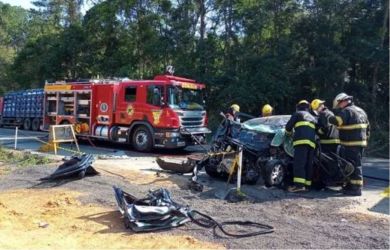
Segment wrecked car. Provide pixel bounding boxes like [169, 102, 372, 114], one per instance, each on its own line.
[200, 115, 293, 185]
[157, 113, 354, 189]
[201, 114, 355, 189]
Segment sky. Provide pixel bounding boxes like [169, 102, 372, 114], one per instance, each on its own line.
[1, 0, 92, 13]
[1, 0, 34, 9]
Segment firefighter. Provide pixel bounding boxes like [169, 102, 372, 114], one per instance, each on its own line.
[311, 99, 340, 154]
[261, 104, 273, 117]
[285, 100, 317, 192]
[326, 93, 369, 196]
[226, 104, 240, 122]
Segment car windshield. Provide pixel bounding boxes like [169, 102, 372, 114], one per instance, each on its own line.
[167, 86, 204, 110]
[242, 115, 291, 133]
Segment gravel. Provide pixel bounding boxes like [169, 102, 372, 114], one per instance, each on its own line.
[0, 163, 388, 249]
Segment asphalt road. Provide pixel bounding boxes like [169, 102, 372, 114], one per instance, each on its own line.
[0, 127, 205, 157]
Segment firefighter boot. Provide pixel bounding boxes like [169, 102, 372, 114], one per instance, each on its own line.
[342, 184, 362, 196]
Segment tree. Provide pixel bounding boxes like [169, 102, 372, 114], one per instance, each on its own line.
[1, 0, 388, 155]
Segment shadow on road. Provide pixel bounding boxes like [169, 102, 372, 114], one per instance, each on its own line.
[77, 210, 128, 234]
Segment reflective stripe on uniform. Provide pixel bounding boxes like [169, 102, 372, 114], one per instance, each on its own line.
[320, 139, 340, 144]
[340, 140, 367, 146]
[350, 179, 363, 186]
[295, 121, 315, 129]
[318, 128, 324, 135]
[293, 139, 316, 148]
[293, 177, 306, 185]
[335, 116, 343, 126]
[305, 180, 312, 186]
[338, 124, 368, 130]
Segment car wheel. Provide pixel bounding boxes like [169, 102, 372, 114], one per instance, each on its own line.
[23, 118, 31, 130]
[264, 160, 285, 187]
[132, 126, 153, 152]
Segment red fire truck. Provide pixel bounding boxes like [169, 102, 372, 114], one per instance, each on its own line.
[42, 74, 210, 152]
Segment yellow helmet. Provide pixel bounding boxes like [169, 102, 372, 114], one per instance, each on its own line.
[311, 99, 325, 111]
[262, 104, 273, 116]
[230, 104, 240, 112]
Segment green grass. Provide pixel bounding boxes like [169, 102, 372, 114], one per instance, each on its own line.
[0, 147, 53, 167]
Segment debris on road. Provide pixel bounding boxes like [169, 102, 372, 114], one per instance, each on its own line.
[113, 186, 274, 237]
[156, 156, 197, 174]
[41, 154, 98, 180]
[113, 186, 191, 232]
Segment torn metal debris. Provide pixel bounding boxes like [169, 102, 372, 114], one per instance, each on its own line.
[113, 186, 274, 237]
[41, 154, 98, 180]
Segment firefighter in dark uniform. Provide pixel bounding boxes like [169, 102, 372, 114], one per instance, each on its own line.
[327, 93, 369, 196]
[311, 99, 340, 154]
[285, 100, 317, 192]
[226, 104, 240, 122]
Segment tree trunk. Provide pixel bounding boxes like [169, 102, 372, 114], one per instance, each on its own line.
[371, 0, 389, 110]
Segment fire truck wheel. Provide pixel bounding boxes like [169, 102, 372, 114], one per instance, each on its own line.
[132, 126, 153, 152]
[23, 118, 32, 130]
[31, 118, 40, 131]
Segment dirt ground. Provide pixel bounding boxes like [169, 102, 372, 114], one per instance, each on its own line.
[0, 189, 220, 249]
[0, 153, 389, 249]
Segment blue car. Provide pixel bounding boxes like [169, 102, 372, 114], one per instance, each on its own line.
[204, 114, 353, 189]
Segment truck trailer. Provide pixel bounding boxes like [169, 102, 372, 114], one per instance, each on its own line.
[42, 74, 211, 152]
[0, 89, 44, 130]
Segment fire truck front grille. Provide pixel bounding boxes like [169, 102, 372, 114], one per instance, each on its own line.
[180, 117, 204, 127]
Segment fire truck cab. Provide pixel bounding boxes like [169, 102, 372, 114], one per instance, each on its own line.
[43, 74, 210, 152]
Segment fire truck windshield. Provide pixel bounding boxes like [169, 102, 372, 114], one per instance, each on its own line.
[167, 86, 204, 110]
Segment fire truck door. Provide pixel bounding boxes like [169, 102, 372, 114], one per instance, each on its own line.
[116, 85, 138, 124]
[94, 85, 114, 125]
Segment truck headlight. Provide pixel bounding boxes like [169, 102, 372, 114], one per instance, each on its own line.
[165, 132, 180, 138]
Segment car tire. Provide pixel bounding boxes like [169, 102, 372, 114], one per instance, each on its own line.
[31, 118, 40, 131]
[132, 126, 153, 152]
[23, 118, 32, 130]
[264, 159, 285, 187]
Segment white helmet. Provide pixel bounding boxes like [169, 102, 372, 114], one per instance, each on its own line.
[333, 93, 352, 108]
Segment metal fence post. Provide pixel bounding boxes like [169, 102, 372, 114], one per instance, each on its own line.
[14, 127, 18, 149]
[237, 146, 243, 191]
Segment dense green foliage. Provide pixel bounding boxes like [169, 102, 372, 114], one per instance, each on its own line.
[0, 0, 388, 156]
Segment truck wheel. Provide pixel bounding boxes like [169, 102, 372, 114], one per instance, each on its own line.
[132, 126, 153, 152]
[23, 118, 32, 130]
[264, 160, 285, 188]
[31, 118, 40, 131]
